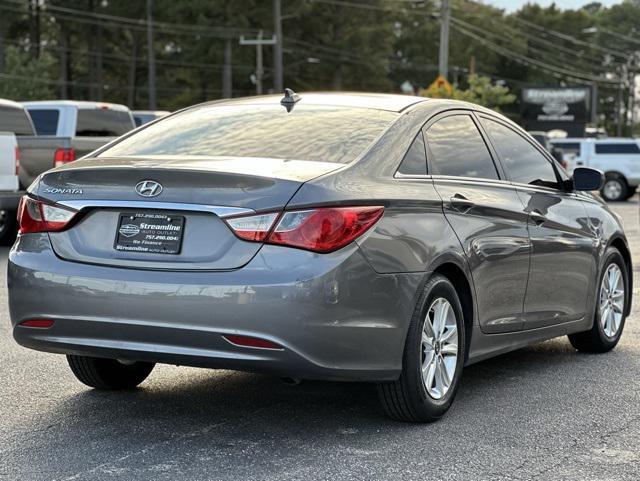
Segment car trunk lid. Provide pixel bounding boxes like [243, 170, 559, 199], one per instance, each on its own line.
[38, 156, 342, 270]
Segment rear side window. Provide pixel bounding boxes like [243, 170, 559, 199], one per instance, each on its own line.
[483, 119, 558, 187]
[76, 109, 134, 137]
[397, 133, 427, 175]
[595, 143, 640, 155]
[425, 115, 498, 180]
[0, 106, 34, 136]
[28, 109, 60, 135]
[99, 105, 397, 164]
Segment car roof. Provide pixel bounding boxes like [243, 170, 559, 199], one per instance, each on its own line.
[551, 137, 639, 143]
[0, 98, 24, 110]
[22, 100, 131, 112]
[133, 110, 171, 115]
[208, 92, 428, 113]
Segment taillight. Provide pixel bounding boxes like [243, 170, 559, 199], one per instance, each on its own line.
[225, 206, 384, 253]
[17, 196, 77, 234]
[225, 213, 279, 241]
[14, 147, 20, 175]
[53, 148, 76, 167]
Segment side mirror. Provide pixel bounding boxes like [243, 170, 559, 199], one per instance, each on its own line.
[573, 167, 604, 191]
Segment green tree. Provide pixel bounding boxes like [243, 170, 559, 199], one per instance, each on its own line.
[419, 74, 516, 111]
[0, 46, 55, 100]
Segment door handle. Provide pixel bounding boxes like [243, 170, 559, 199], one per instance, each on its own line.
[529, 209, 546, 225]
[450, 194, 474, 212]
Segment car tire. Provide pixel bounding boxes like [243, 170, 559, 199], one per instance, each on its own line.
[601, 174, 628, 202]
[0, 209, 17, 246]
[377, 274, 465, 423]
[67, 355, 155, 389]
[568, 247, 628, 353]
[624, 186, 637, 200]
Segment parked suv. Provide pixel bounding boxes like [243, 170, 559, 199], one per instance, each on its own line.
[23, 101, 136, 161]
[551, 137, 640, 201]
[9, 94, 631, 422]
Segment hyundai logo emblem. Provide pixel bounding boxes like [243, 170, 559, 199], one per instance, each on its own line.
[135, 180, 163, 198]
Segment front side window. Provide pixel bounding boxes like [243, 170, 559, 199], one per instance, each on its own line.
[396, 132, 427, 175]
[28, 109, 60, 136]
[99, 105, 397, 164]
[425, 115, 498, 180]
[483, 118, 558, 188]
[595, 143, 640, 155]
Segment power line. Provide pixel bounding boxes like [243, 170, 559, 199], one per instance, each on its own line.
[450, 21, 619, 85]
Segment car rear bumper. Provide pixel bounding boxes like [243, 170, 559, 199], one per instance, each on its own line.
[8, 234, 424, 381]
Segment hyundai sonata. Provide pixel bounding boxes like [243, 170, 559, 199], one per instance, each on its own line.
[8, 92, 631, 422]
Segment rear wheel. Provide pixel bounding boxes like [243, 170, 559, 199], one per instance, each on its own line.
[568, 247, 627, 353]
[377, 274, 465, 422]
[601, 174, 628, 202]
[67, 355, 155, 389]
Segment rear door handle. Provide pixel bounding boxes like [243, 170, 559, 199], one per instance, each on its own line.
[450, 194, 474, 212]
[529, 210, 546, 225]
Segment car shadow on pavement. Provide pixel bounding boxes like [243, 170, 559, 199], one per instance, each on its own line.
[49, 336, 623, 430]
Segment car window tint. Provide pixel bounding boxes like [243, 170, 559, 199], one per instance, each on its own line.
[595, 143, 640, 155]
[397, 132, 427, 175]
[425, 115, 498, 180]
[483, 119, 558, 187]
[28, 109, 60, 135]
[0, 106, 34, 136]
[100, 105, 397, 164]
[76, 109, 134, 137]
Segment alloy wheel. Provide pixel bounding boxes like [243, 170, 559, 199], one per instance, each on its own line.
[599, 263, 624, 338]
[603, 180, 622, 201]
[421, 297, 459, 400]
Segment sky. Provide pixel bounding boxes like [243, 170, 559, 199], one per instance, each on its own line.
[485, 0, 621, 11]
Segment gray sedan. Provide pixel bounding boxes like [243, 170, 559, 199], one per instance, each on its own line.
[8, 92, 631, 422]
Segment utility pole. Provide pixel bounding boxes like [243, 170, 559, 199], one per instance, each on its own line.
[240, 31, 276, 95]
[28, 0, 41, 59]
[146, 0, 157, 110]
[273, 0, 284, 92]
[438, 0, 450, 79]
[222, 38, 233, 98]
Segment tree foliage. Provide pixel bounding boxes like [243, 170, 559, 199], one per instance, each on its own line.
[0, 0, 636, 133]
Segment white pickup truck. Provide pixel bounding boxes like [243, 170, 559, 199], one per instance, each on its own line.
[0, 131, 21, 243]
[550, 137, 640, 202]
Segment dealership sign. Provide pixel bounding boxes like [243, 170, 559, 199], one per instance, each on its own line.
[521, 87, 591, 123]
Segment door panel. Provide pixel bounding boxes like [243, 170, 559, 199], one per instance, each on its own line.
[433, 178, 531, 333]
[516, 187, 596, 328]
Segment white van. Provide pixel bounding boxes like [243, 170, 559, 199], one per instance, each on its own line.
[550, 137, 640, 201]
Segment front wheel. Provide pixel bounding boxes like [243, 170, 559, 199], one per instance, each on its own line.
[568, 247, 628, 353]
[67, 355, 155, 389]
[377, 274, 465, 422]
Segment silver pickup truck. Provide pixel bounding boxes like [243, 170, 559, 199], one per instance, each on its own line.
[0, 99, 73, 190]
[23, 100, 136, 161]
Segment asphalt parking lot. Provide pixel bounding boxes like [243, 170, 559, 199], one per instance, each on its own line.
[1, 200, 639, 481]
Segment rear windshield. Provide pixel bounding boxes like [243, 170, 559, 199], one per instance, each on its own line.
[28, 109, 60, 135]
[99, 104, 398, 164]
[0, 106, 35, 136]
[76, 109, 134, 137]
[595, 143, 640, 155]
